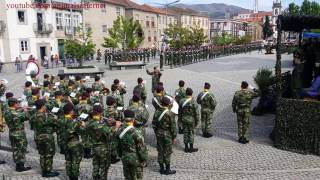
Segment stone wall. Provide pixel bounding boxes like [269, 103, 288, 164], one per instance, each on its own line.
[275, 98, 320, 155]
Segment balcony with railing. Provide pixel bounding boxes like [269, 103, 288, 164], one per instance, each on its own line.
[65, 26, 77, 36]
[33, 23, 53, 34]
[0, 21, 6, 34]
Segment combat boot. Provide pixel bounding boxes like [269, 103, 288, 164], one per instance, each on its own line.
[238, 137, 246, 144]
[111, 155, 120, 164]
[189, 144, 198, 153]
[42, 171, 59, 178]
[184, 143, 189, 153]
[159, 163, 165, 174]
[0, 160, 5, 164]
[16, 163, 31, 172]
[206, 133, 213, 138]
[83, 148, 92, 159]
[69, 176, 78, 180]
[165, 164, 176, 175]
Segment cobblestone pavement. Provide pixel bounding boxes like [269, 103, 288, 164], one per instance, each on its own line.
[1, 51, 320, 179]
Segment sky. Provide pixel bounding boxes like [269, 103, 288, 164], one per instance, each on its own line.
[132, 0, 307, 11]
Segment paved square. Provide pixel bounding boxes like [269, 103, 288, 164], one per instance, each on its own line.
[1, 51, 320, 179]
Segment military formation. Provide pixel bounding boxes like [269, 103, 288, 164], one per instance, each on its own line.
[0, 65, 259, 179]
[162, 43, 261, 68]
[104, 48, 157, 65]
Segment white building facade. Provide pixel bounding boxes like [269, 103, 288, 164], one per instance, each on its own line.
[0, 0, 82, 63]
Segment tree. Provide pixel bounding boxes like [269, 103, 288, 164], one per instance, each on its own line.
[301, 0, 312, 15]
[164, 24, 189, 49]
[164, 24, 207, 48]
[65, 24, 96, 67]
[288, 3, 300, 15]
[262, 16, 273, 40]
[102, 16, 144, 49]
[213, 33, 234, 45]
[189, 26, 207, 47]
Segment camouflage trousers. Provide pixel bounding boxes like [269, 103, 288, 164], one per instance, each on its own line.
[177, 111, 183, 131]
[156, 135, 173, 164]
[65, 141, 83, 177]
[35, 134, 55, 172]
[9, 131, 27, 164]
[111, 137, 119, 158]
[92, 145, 111, 180]
[122, 157, 143, 180]
[56, 131, 66, 154]
[201, 110, 213, 134]
[136, 127, 145, 138]
[81, 134, 92, 152]
[236, 111, 251, 139]
[183, 123, 195, 144]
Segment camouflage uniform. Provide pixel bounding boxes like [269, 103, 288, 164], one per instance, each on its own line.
[152, 107, 177, 166]
[197, 90, 217, 134]
[133, 84, 147, 104]
[152, 93, 163, 111]
[32, 111, 57, 173]
[232, 89, 258, 141]
[76, 101, 93, 158]
[174, 87, 186, 133]
[127, 102, 149, 137]
[63, 115, 84, 179]
[116, 124, 148, 180]
[179, 97, 199, 144]
[4, 107, 28, 165]
[147, 70, 161, 93]
[104, 105, 121, 163]
[87, 116, 113, 180]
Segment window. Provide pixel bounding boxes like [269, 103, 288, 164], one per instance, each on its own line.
[102, 25, 107, 32]
[56, 13, 63, 30]
[17, 10, 26, 24]
[151, 17, 155, 28]
[169, 17, 172, 25]
[158, 17, 161, 24]
[116, 7, 121, 16]
[148, 30, 151, 42]
[101, 5, 106, 13]
[73, 15, 79, 27]
[189, 16, 192, 25]
[20, 40, 29, 53]
[135, 14, 139, 21]
[154, 37, 157, 42]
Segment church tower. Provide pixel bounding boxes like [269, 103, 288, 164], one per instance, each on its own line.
[272, 0, 282, 38]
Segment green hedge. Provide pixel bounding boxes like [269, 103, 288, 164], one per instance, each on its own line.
[275, 98, 320, 155]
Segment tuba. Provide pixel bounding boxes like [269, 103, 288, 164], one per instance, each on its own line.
[25, 60, 40, 87]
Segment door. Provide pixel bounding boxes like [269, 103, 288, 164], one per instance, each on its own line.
[58, 39, 65, 60]
[40, 46, 46, 62]
[37, 13, 43, 31]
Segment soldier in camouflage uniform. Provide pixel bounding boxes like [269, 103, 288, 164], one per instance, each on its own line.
[232, 81, 259, 144]
[28, 88, 40, 130]
[197, 83, 217, 138]
[48, 91, 67, 154]
[76, 92, 93, 159]
[63, 103, 85, 180]
[152, 86, 165, 111]
[152, 96, 177, 175]
[0, 80, 7, 164]
[104, 96, 121, 164]
[23, 81, 32, 101]
[174, 80, 186, 134]
[110, 84, 124, 108]
[87, 104, 120, 180]
[33, 99, 59, 177]
[133, 77, 147, 104]
[179, 88, 199, 153]
[127, 95, 149, 137]
[4, 98, 32, 172]
[116, 110, 148, 180]
[147, 67, 162, 93]
[92, 76, 105, 92]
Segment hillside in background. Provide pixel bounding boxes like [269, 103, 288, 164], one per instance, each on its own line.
[175, 3, 251, 19]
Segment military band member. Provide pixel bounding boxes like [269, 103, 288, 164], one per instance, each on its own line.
[33, 99, 59, 177]
[147, 67, 162, 93]
[116, 110, 148, 180]
[127, 95, 149, 137]
[152, 96, 177, 175]
[197, 83, 217, 138]
[4, 98, 31, 172]
[179, 88, 199, 153]
[174, 80, 186, 134]
[133, 78, 147, 104]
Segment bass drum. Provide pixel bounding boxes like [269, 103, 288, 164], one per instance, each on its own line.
[25, 60, 40, 86]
